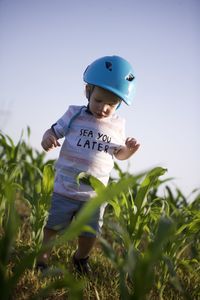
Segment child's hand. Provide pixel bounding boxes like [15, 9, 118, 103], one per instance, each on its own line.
[125, 137, 140, 154]
[114, 137, 140, 160]
[41, 129, 61, 151]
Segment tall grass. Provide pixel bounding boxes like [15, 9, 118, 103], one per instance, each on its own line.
[100, 166, 200, 299]
[0, 129, 199, 299]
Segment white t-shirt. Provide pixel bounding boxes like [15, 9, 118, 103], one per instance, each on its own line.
[53, 105, 126, 201]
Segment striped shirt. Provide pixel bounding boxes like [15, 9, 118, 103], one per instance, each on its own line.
[53, 105, 126, 201]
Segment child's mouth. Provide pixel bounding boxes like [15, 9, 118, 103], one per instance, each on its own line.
[96, 113, 106, 118]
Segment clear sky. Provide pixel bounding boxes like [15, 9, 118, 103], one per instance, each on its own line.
[0, 0, 199, 198]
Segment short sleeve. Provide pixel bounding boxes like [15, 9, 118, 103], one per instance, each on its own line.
[52, 105, 82, 138]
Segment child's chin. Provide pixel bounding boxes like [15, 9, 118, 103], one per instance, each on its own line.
[98, 115, 107, 119]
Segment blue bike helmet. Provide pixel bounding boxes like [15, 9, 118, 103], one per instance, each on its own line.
[83, 55, 136, 105]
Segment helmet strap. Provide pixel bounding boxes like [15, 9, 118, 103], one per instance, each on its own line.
[86, 84, 95, 101]
[116, 100, 122, 110]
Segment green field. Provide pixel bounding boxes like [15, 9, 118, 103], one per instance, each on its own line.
[0, 129, 199, 299]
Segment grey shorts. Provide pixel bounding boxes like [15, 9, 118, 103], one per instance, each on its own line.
[45, 192, 107, 237]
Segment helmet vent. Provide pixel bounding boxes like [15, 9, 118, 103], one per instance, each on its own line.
[105, 61, 112, 71]
[126, 73, 135, 81]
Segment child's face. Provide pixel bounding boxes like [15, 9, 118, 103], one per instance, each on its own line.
[88, 86, 121, 119]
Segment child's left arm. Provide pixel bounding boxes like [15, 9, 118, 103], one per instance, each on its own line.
[114, 137, 140, 160]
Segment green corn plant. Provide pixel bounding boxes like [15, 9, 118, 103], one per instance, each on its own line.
[107, 167, 168, 250]
[24, 164, 55, 250]
[0, 163, 8, 227]
[0, 141, 40, 300]
[142, 185, 200, 300]
[163, 186, 200, 257]
[100, 167, 199, 299]
[100, 217, 177, 300]
[99, 168, 170, 298]
[0, 180, 83, 300]
[0, 160, 23, 227]
[0, 181, 20, 300]
[164, 194, 200, 292]
[0, 129, 55, 196]
[0, 169, 39, 300]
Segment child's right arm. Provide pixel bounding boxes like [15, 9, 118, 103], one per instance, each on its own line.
[41, 128, 61, 151]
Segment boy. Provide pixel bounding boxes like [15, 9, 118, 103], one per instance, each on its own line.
[37, 55, 140, 275]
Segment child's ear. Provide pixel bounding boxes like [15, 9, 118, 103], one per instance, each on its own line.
[85, 85, 91, 100]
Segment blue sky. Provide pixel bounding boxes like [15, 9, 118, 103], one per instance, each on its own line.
[0, 0, 199, 197]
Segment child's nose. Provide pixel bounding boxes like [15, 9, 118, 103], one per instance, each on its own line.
[100, 104, 108, 112]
